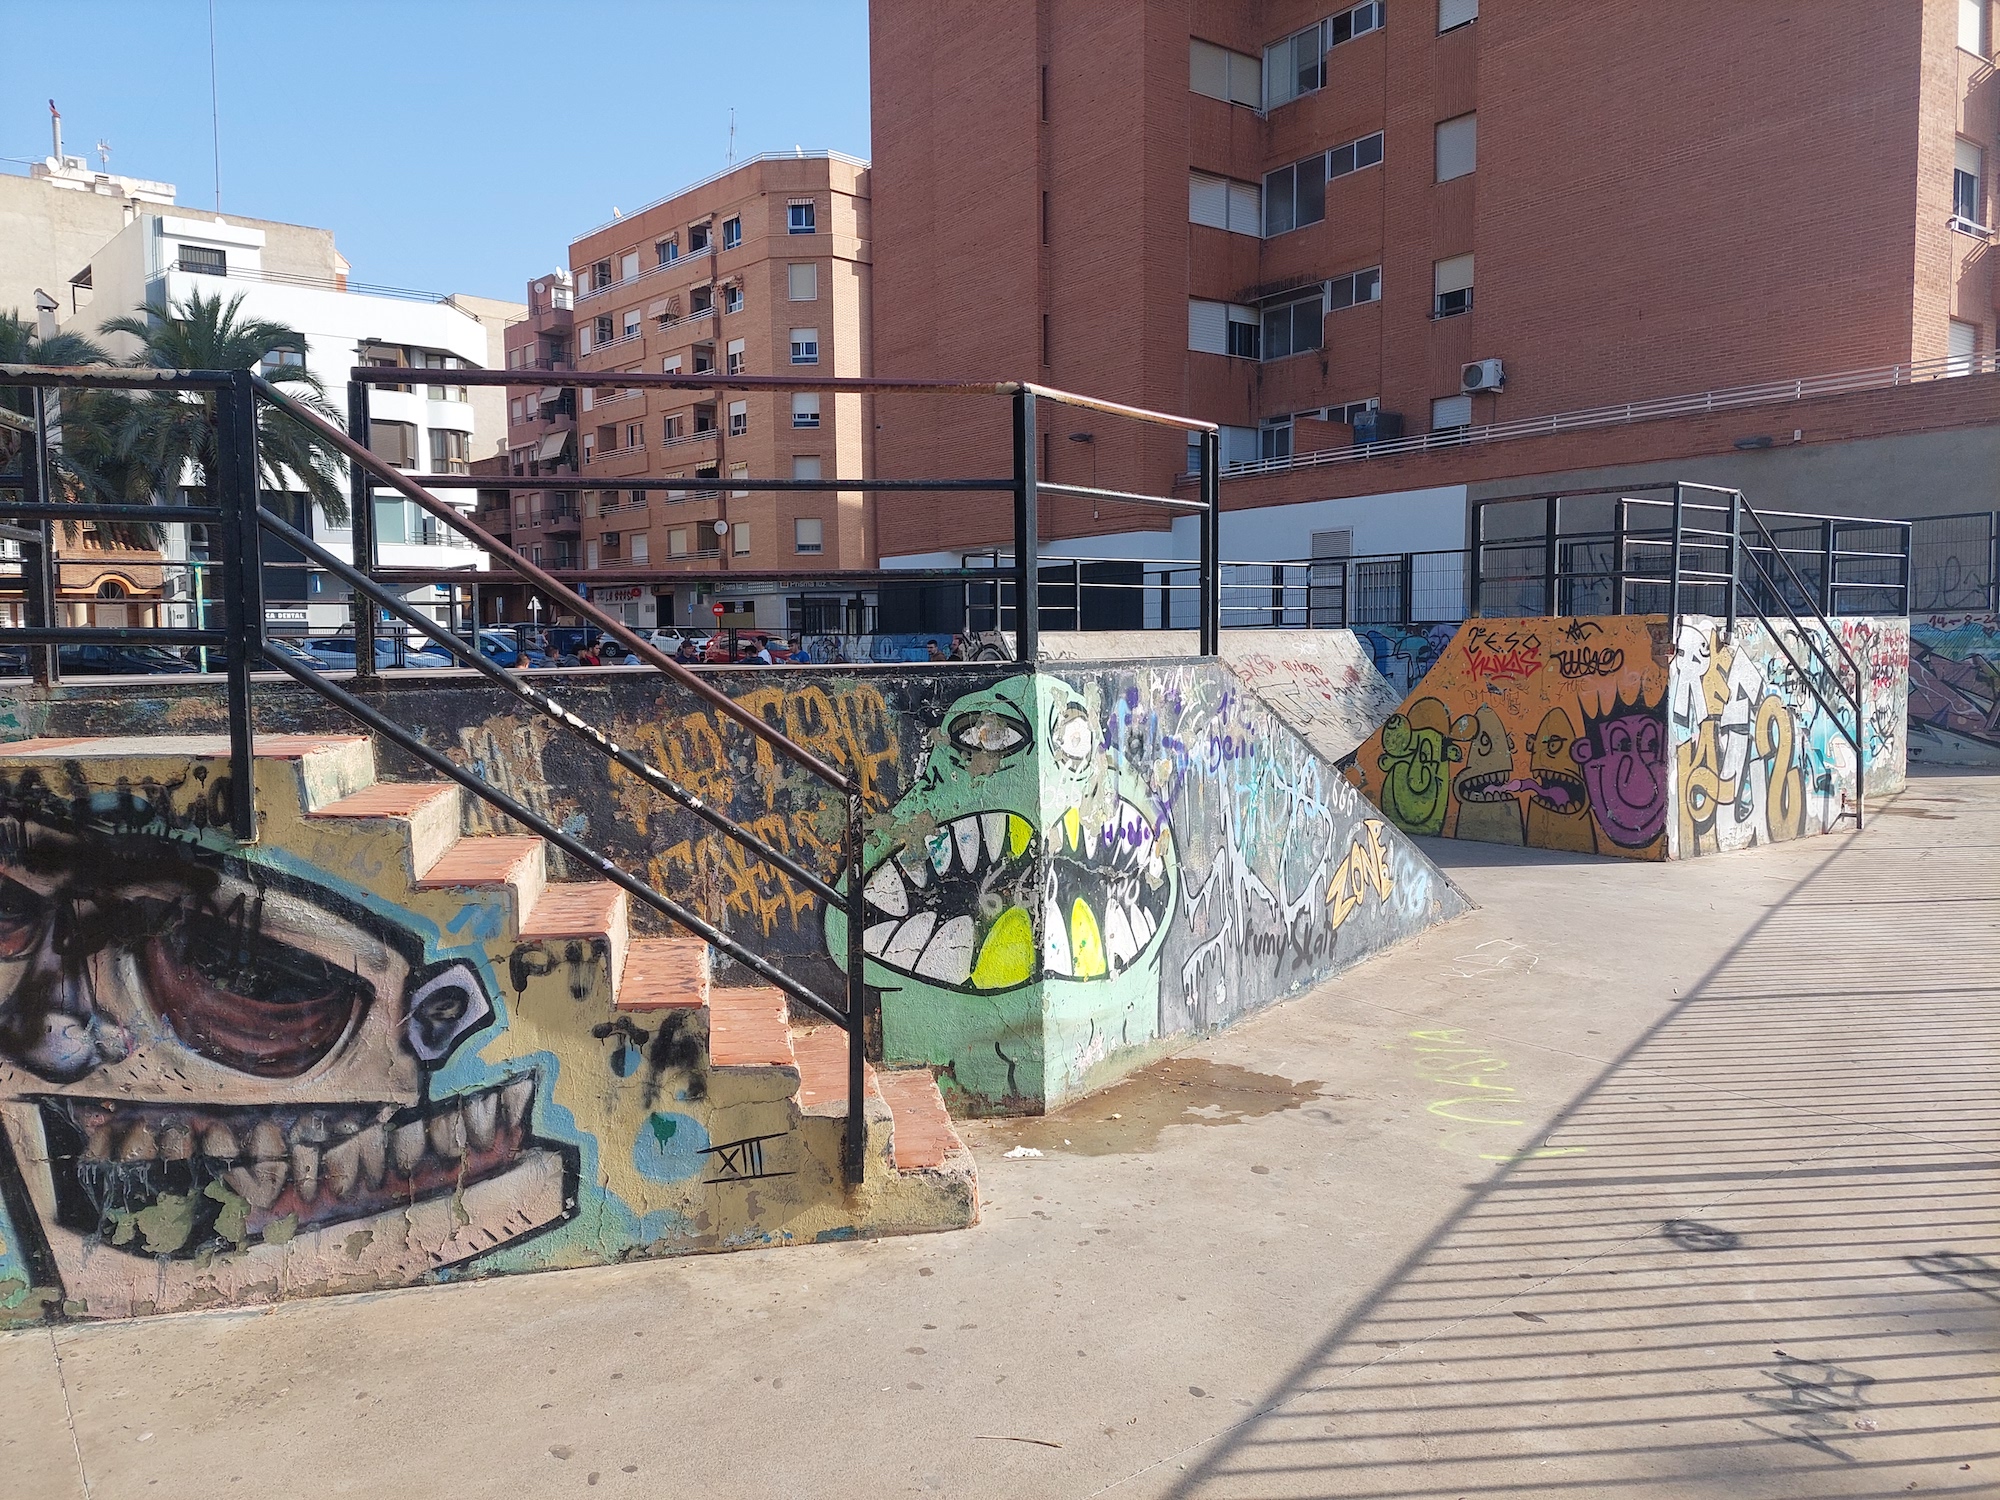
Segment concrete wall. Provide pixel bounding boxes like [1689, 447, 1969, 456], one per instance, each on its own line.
[1909, 612, 2000, 765]
[1344, 615, 1910, 861]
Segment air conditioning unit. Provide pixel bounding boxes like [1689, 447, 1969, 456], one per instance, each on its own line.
[1461, 358, 1506, 393]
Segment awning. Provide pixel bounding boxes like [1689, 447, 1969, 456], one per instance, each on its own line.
[646, 298, 672, 318]
[536, 430, 571, 461]
[538, 386, 562, 402]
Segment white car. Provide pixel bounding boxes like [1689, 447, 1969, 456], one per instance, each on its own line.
[648, 628, 711, 655]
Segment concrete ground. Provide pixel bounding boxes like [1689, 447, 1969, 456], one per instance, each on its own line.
[5, 770, 1996, 1499]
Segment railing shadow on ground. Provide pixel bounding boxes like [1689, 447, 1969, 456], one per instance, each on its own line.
[1155, 815, 2000, 1500]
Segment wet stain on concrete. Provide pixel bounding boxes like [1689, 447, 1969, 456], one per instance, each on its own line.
[977, 1056, 1325, 1156]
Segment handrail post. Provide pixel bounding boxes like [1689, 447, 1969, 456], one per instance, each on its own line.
[843, 782, 866, 1185]
[1199, 428, 1220, 654]
[1612, 496, 1628, 614]
[1668, 483, 1686, 624]
[1471, 501, 1485, 617]
[1542, 495, 1560, 615]
[1726, 489, 1742, 631]
[22, 389, 58, 685]
[1399, 550, 1414, 628]
[1819, 517, 1836, 617]
[348, 380, 380, 685]
[216, 370, 263, 842]
[1011, 387, 1039, 664]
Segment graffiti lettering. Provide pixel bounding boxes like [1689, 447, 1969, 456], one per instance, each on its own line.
[1461, 626, 1543, 683]
[1325, 819, 1394, 930]
[1553, 645, 1625, 679]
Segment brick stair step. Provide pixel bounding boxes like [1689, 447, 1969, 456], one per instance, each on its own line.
[706, 987, 795, 1069]
[310, 783, 456, 819]
[874, 1069, 964, 1171]
[790, 1023, 878, 1115]
[616, 936, 712, 1012]
[520, 881, 626, 939]
[415, 835, 544, 888]
[0, 733, 370, 761]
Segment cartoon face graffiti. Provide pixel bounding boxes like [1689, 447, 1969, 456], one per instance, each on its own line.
[1373, 698, 1458, 836]
[825, 679, 1179, 1106]
[1571, 698, 1668, 850]
[1524, 708, 1593, 851]
[0, 791, 562, 1300]
[1450, 706, 1525, 845]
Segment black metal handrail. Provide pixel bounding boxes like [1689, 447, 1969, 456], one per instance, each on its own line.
[2, 361, 1220, 1184]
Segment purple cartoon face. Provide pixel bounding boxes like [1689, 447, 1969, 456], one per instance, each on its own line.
[1571, 708, 1667, 850]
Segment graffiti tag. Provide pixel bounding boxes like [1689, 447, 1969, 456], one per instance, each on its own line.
[1461, 626, 1543, 683]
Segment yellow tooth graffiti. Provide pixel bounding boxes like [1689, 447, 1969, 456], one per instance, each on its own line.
[970, 906, 1036, 990]
[1062, 806, 1081, 853]
[1008, 813, 1033, 858]
[1069, 898, 1107, 978]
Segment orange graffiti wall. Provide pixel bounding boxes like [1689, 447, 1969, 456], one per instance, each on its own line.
[1344, 618, 1675, 861]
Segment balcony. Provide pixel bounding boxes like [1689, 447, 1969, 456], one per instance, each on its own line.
[574, 241, 715, 303]
[583, 328, 645, 358]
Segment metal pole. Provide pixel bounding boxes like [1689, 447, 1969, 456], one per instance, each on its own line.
[1612, 496, 1628, 614]
[1819, 517, 1836, 617]
[1011, 388, 1039, 664]
[22, 389, 58, 684]
[1726, 489, 1742, 631]
[348, 380, 379, 684]
[1668, 483, 1686, 624]
[1199, 428, 1220, 654]
[1471, 501, 1485, 617]
[215, 370, 263, 842]
[842, 785, 866, 1185]
[1399, 551, 1415, 628]
[1542, 495, 1559, 616]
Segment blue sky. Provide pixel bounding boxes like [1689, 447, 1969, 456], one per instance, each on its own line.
[0, 0, 871, 301]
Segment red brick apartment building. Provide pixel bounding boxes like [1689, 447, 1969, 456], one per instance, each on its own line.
[869, 0, 2000, 574]
[496, 153, 871, 636]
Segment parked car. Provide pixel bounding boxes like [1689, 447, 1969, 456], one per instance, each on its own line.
[704, 630, 793, 664]
[463, 629, 549, 669]
[647, 628, 710, 657]
[302, 636, 456, 671]
[57, 643, 199, 676]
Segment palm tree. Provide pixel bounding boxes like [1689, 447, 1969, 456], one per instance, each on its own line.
[0, 311, 150, 540]
[100, 289, 348, 525]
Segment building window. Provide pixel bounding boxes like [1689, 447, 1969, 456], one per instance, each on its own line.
[724, 284, 744, 314]
[693, 343, 715, 374]
[428, 428, 471, 474]
[790, 328, 819, 364]
[1326, 397, 1379, 426]
[691, 285, 713, 315]
[1949, 318, 1979, 375]
[728, 400, 748, 436]
[663, 354, 683, 374]
[368, 419, 418, 470]
[732, 521, 751, 555]
[1433, 253, 1475, 317]
[788, 201, 817, 234]
[1188, 299, 1261, 358]
[792, 393, 821, 428]
[1955, 139, 1985, 227]
[1189, 39, 1262, 106]
[1260, 289, 1323, 360]
[793, 455, 822, 480]
[689, 222, 711, 253]
[590, 259, 612, 291]
[602, 531, 622, 559]
[787, 262, 819, 300]
[622, 310, 641, 339]
[1263, 22, 1323, 109]
[664, 413, 684, 443]
[1439, 0, 1478, 32]
[729, 462, 749, 498]
[657, 237, 678, 265]
[586, 540, 600, 569]
[1189, 173, 1263, 236]
[257, 345, 305, 376]
[694, 404, 716, 434]
[1259, 417, 1293, 462]
[629, 488, 647, 510]
[632, 533, 648, 563]
[1436, 112, 1478, 182]
[510, 397, 524, 423]
[1327, 131, 1384, 180]
[1328, 1, 1383, 46]
[620, 252, 640, 282]
[1264, 152, 1327, 235]
[722, 216, 742, 249]
[177, 244, 227, 276]
[724, 338, 745, 375]
[625, 422, 643, 450]
[1962, 0, 1988, 54]
[794, 517, 824, 555]
[1431, 394, 1474, 431]
[669, 528, 689, 557]
[1327, 265, 1383, 310]
[531, 544, 543, 565]
[595, 315, 615, 345]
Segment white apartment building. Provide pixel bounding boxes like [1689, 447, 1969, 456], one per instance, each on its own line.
[69, 211, 501, 633]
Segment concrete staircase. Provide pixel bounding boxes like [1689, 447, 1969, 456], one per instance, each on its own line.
[0, 733, 975, 1321]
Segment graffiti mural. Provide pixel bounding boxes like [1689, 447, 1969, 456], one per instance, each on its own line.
[1346, 617, 1673, 860]
[829, 668, 1469, 1112]
[1907, 614, 2000, 766]
[1668, 616, 1908, 858]
[1358, 623, 1460, 695]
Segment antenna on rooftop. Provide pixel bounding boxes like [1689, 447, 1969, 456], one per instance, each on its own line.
[48, 100, 61, 161]
[727, 107, 736, 166]
[95, 139, 111, 171]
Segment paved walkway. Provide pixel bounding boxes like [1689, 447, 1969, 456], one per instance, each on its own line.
[6, 771, 1996, 1499]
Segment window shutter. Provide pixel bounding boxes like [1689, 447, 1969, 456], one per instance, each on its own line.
[1227, 51, 1261, 105]
[795, 517, 824, 551]
[727, 338, 745, 358]
[792, 455, 823, 480]
[1228, 180, 1262, 235]
[1431, 394, 1473, 430]
[1957, 139, 1983, 178]
[1190, 40, 1229, 99]
[1436, 113, 1478, 181]
[1189, 173, 1229, 228]
[1434, 254, 1475, 296]
[787, 262, 818, 300]
[620, 252, 639, 281]
[1188, 299, 1229, 355]
[1439, 0, 1478, 31]
[793, 392, 821, 421]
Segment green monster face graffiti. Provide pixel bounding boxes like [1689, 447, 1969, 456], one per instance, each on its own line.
[1375, 698, 1458, 836]
[826, 678, 1179, 1109]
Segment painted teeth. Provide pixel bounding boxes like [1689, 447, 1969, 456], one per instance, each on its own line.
[427, 1106, 469, 1161]
[391, 1120, 428, 1175]
[465, 1092, 499, 1150]
[881, 911, 936, 970]
[158, 1124, 194, 1162]
[863, 861, 907, 917]
[200, 1123, 239, 1160]
[250, 1121, 287, 1162]
[980, 812, 1008, 865]
[290, 1143, 321, 1203]
[1044, 891, 1072, 976]
[912, 914, 976, 985]
[224, 1161, 289, 1210]
[118, 1122, 158, 1162]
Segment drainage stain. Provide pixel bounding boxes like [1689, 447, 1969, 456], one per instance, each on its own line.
[977, 1056, 1326, 1156]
